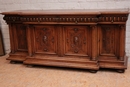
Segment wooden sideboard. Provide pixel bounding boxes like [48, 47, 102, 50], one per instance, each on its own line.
[1, 9, 129, 73]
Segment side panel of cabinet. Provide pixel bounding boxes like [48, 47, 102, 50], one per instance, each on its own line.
[34, 25, 57, 54]
[64, 26, 91, 57]
[11, 24, 28, 52]
[6, 24, 28, 61]
[15, 24, 28, 51]
[98, 25, 120, 58]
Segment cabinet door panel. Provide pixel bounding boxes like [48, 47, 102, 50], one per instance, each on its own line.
[99, 25, 119, 56]
[16, 24, 28, 51]
[64, 26, 90, 56]
[34, 26, 57, 54]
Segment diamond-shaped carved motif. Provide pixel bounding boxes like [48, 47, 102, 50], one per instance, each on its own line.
[35, 26, 56, 54]
[65, 26, 89, 56]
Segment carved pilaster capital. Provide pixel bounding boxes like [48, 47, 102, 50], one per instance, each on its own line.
[25, 24, 34, 28]
[90, 25, 97, 29]
[119, 25, 125, 29]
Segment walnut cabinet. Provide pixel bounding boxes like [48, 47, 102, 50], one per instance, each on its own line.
[1, 10, 129, 72]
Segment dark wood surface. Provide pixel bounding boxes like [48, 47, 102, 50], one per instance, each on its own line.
[1, 9, 129, 72]
[0, 28, 5, 56]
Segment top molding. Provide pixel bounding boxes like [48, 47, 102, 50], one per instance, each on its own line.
[1, 9, 129, 15]
[1, 9, 129, 25]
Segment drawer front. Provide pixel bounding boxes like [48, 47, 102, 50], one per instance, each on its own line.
[34, 25, 57, 54]
[64, 26, 90, 56]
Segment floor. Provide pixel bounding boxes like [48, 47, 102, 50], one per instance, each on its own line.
[0, 55, 130, 87]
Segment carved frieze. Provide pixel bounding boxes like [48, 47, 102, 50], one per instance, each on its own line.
[3, 15, 98, 24]
[4, 15, 128, 24]
[3, 15, 21, 22]
[99, 16, 128, 23]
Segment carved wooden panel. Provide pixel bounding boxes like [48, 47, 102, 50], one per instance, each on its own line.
[34, 25, 57, 54]
[99, 25, 119, 56]
[16, 24, 28, 51]
[64, 26, 90, 56]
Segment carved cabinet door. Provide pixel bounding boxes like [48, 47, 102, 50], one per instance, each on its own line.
[64, 26, 90, 56]
[34, 25, 57, 54]
[98, 25, 120, 58]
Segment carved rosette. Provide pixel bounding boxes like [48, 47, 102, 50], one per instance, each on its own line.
[119, 25, 125, 29]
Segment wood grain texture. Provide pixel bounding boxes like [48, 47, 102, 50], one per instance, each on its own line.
[1, 9, 129, 72]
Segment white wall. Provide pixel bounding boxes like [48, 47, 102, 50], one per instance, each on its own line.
[0, 0, 130, 57]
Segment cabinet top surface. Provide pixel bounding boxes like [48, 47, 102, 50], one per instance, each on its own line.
[1, 9, 129, 15]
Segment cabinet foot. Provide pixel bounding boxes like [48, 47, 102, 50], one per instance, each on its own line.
[27, 65, 34, 68]
[10, 61, 17, 64]
[89, 70, 98, 73]
[117, 69, 125, 73]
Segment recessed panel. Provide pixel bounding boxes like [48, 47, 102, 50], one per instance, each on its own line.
[34, 26, 57, 54]
[16, 25, 28, 50]
[64, 26, 90, 56]
[99, 25, 119, 56]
